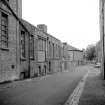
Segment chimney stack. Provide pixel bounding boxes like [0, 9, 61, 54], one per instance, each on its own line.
[37, 24, 47, 33]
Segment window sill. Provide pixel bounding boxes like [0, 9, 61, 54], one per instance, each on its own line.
[20, 58, 26, 61]
[30, 58, 35, 60]
[0, 48, 9, 51]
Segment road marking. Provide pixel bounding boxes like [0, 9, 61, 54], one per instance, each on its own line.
[64, 71, 90, 105]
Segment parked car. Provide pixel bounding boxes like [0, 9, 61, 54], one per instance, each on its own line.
[94, 62, 101, 68]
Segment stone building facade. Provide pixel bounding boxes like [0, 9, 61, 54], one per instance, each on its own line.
[0, 0, 84, 82]
[63, 43, 83, 71]
[36, 25, 48, 76]
[46, 34, 63, 73]
[36, 25, 64, 74]
[19, 19, 37, 78]
[0, 0, 22, 82]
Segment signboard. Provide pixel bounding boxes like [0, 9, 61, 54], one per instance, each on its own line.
[38, 51, 45, 62]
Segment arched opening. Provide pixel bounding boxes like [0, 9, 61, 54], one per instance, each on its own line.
[49, 61, 51, 72]
[38, 66, 41, 76]
[44, 65, 46, 75]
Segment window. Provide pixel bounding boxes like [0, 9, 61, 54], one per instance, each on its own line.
[56, 45, 59, 58]
[38, 38, 43, 51]
[1, 12, 8, 48]
[51, 43, 53, 58]
[38, 37, 46, 51]
[56, 45, 58, 58]
[49, 42, 53, 58]
[20, 31, 25, 58]
[29, 35, 34, 59]
[49, 42, 51, 57]
[58, 46, 61, 58]
[42, 39, 46, 51]
[53, 43, 54, 58]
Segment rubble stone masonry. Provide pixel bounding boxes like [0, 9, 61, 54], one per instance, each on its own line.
[0, 0, 21, 82]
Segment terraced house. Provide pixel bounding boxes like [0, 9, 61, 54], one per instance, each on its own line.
[0, 0, 83, 82]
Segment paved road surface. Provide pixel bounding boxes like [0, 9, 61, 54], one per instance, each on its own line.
[0, 65, 90, 105]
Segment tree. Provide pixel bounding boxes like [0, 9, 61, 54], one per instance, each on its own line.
[95, 41, 102, 62]
[85, 44, 96, 61]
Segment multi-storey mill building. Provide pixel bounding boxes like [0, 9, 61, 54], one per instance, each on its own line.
[0, 0, 84, 82]
[0, 0, 23, 82]
[0, 0, 41, 81]
[0, 0, 37, 81]
[0, 0, 64, 82]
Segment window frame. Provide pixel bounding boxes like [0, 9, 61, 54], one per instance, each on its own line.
[20, 30, 26, 59]
[38, 36, 46, 51]
[29, 35, 34, 60]
[0, 12, 8, 50]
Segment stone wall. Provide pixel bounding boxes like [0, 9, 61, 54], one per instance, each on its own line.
[0, 0, 22, 82]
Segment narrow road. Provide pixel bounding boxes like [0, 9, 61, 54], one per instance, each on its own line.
[0, 65, 90, 105]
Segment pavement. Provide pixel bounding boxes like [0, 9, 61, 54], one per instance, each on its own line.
[78, 66, 105, 105]
[64, 65, 105, 105]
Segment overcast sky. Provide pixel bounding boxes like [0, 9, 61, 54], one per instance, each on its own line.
[22, 0, 100, 50]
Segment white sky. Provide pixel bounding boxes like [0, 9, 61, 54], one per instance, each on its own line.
[22, 0, 100, 50]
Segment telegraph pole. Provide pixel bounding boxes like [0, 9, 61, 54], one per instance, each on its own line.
[102, 0, 105, 79]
